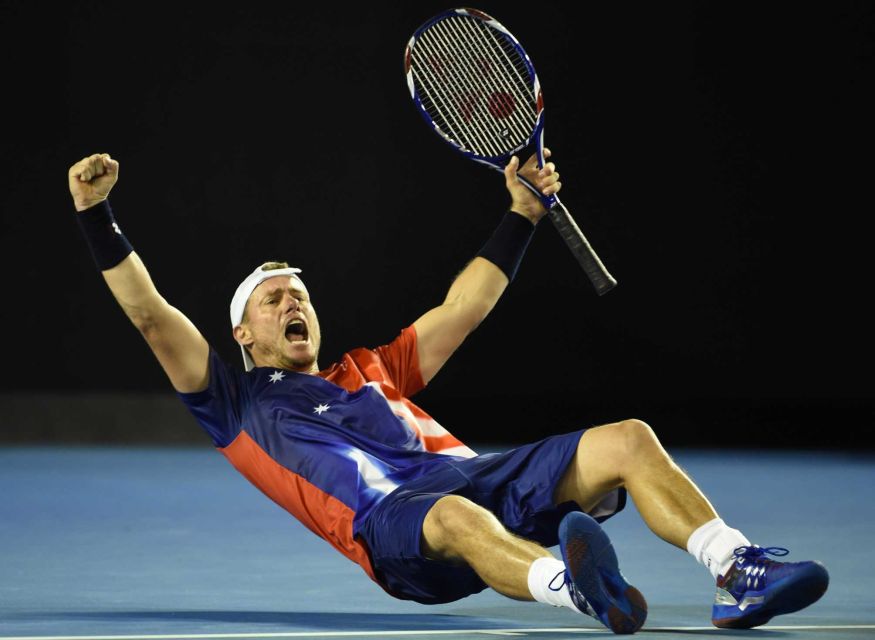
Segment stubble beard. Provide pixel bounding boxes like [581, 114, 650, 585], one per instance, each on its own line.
[281, 349, 318, 373]
[279, 332, 321, 373]
[248, 338, 318, 373]
[250, 314, 321, 373]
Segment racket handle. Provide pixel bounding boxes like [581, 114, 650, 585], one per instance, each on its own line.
[548, 200, 617, 295]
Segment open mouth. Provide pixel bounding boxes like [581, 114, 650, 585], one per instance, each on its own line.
[284, 319, 309, 344]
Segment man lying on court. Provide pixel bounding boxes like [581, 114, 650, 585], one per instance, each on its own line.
[68, 151, 828, 634]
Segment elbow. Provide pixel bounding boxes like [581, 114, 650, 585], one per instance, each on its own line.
[133, 313, 159, 338]
[125, 301, 164, 337]
[440, 292, 497, 337]
[462, 299, 494, 334]
[119, 292, 170, 336]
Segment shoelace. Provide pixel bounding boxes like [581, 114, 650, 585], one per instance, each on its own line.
[731, 546, 790, 590]
[733, 545, 790, 560]
[549, 570, 597, 618]
[548, 569, 567, 593]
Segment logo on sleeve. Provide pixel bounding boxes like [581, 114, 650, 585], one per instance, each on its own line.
[269, 371, 286, 383]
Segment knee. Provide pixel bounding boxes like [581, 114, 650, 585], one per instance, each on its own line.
[567, 420, 665, 492]
[423, 495, 501, 560]
[428, 495, 496, 538]
[612, 418, 661, 459]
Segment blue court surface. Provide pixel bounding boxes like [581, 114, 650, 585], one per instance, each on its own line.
[1, 446, 873, 640]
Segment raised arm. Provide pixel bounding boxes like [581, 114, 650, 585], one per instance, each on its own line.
[69, 153, 210, 393]
[413, 150, 561, 384]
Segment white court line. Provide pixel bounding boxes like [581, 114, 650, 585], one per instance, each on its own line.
[1, 626, 874, 640]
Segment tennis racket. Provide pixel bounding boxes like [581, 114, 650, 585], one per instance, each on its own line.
[404, 8, 616, 295]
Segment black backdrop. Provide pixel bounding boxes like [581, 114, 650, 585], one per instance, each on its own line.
[2, 1, 873, 447]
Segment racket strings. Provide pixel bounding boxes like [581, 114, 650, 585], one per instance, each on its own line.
[429, 20, 511, 151]
[415, 23, 511, 156]
[440, 18, 533, 140]
[413, 31, 500, 156]
[416, 18, 534, 152]
[410, 15, 537, 157]
[452, 17, 533, 119]
[446, 18, 535, 141]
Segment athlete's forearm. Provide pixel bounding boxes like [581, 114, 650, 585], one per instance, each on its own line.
[413, 210, 534, 381]
[73, 198, 171, 332]
[101, 251, 172, 333]
[449, 208, 536, 321]
[442, 257, 508, 330]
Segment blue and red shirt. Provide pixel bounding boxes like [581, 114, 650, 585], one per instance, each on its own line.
[178, 326, 476, 583]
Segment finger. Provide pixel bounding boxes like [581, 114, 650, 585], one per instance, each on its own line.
[538, 162, 556, 177]
[538, 173, 559, 193]
[537, 165, 559, 183]
[504, 155, 520, 181]
[539, 171, 560, 187]
[92, 156, 107, 178]
[543, 147, 552, 159]
[68, 159, 88, 179]
[543, 180, 562, 196]
[86, 153, 103, 174]
[77, 154, 105, 181]
[102, 154, 119, 175]
[70, 154, 104, 181]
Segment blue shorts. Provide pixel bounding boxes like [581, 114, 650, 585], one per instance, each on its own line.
[358, 429, 627, 604]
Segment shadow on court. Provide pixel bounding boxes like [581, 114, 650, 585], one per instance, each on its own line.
[2, 610, 491, 629]
[1, 609, 797, 639]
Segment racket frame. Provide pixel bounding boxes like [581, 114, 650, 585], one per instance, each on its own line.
[405, 8, 616, 294]
[405, 9, 554, 201]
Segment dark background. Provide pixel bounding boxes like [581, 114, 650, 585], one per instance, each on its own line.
[1, 1, 873, 448]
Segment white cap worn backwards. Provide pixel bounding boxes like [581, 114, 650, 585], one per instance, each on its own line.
[230, 264, 302, 371]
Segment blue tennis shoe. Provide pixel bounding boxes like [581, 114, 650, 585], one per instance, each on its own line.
[712, 545, 829, 628]
[558, 511, 647, 634]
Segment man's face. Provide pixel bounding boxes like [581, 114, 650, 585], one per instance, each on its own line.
[235, 275, 322, 373]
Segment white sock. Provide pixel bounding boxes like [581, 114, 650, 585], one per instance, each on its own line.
[527, 556, 580, 613]
[686, 517, 751, 580]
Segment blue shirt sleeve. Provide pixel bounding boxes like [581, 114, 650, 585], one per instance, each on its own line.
[177, 347, 247, 448]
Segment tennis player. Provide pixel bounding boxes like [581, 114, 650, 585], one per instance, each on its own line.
[69, 151, 828, 634]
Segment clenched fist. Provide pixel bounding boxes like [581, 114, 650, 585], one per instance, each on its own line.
[68, 153, 119, 212]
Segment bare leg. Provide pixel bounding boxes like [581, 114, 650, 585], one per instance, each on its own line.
[421, 419, 719, 600]
[421, 495, 552, 600]
[554, 419, 718, 549]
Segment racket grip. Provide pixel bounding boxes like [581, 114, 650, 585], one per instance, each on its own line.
[548, 201, 617, 295]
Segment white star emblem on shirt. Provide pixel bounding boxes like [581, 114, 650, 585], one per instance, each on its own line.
[269, 371, 285, 383]
[313, 403, 330, 415]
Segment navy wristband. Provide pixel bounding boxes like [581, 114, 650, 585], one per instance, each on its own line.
[476, 211, 536, 282]
[75, 200, 134, 271]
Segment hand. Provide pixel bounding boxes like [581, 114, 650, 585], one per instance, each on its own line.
[68, 153, 119, 212]
[503, 148, 561, 224]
